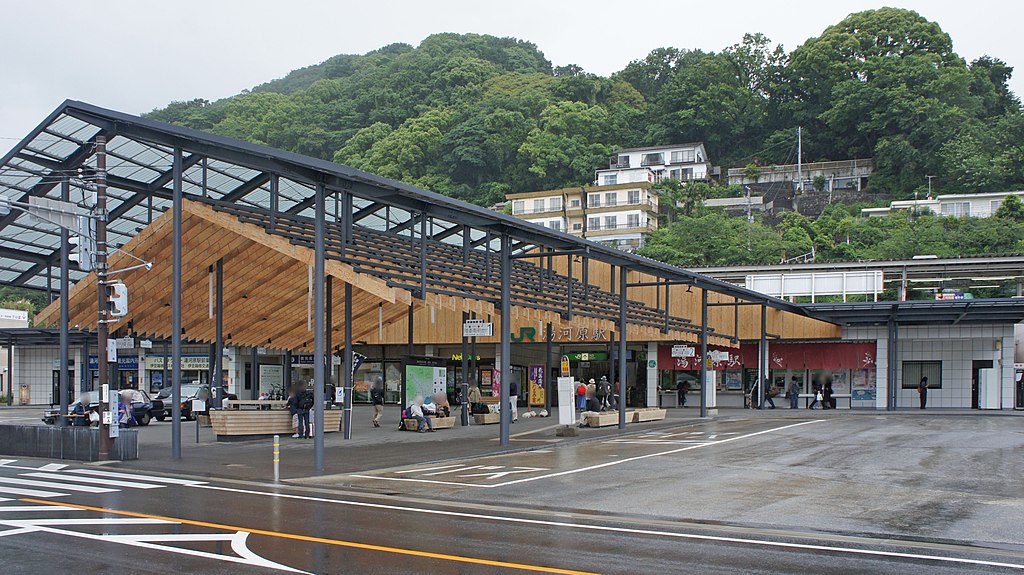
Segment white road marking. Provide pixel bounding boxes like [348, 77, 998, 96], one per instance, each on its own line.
[58, 468, 205, 485]
[22, 472, 164, 490]
[0, 486, 67, 498]
[491, 420, 826, 488]
[458, 467, 547, 480]
[0, 476, 115, 494]
[39, 464, 67, 472]
[393, 464, 465, 475]
[193, 483, 1024, 572]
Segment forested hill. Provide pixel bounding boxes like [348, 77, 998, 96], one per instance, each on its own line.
[148, 8, 1022, 208]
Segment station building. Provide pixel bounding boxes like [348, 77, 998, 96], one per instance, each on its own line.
[1, 101, 1022, 421]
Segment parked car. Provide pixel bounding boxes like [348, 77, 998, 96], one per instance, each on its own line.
[155, 383, 211, 420]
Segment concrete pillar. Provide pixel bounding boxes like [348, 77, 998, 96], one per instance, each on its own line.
[646, 342, 658, 408]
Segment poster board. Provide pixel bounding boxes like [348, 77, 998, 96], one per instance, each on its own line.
[403, 356, 447, 404]
[259, 364, 283, 395]
[528, 365, 545, 407]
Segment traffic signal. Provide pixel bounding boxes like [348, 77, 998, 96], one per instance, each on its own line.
[68, 215, 95, 271]
[108, 282, 128, 317]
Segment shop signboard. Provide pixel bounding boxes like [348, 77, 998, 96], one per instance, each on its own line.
[89, 354, 139, 371]
[565, 352, 608, 362]
[560, 355, 570, 377]
[143, 355, 211, 371]
[528, 365, 545, 407]
[671, 345, 695, 358]
[463, 320, 493, 337]
[259, 364, 283, 395]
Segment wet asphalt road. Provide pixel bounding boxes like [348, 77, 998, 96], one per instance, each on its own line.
[1, 416, 1023, 574]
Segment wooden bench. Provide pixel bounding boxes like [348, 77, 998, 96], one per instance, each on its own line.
[585, 412, 620, 427]
[631, 408, 667, 422]
[473, 412, 501, 425]
[225, 400, 287, 410]
[403, 416, 456, 431]
[210, 409, 342, 438]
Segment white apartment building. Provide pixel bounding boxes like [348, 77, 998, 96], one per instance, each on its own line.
[861, 190, 1024, 218]
[507, 183, 659, 251]
[595, 144, 712, 186]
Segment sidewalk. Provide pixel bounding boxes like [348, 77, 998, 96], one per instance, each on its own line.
[105, 405, 706, 483]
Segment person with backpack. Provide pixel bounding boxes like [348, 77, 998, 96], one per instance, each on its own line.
[370, 377, 385, 428]
[287, 385, 313, 439]
[595, 376, 609, 411]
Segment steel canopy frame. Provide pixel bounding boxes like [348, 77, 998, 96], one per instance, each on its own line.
[0, 101, 810, 317]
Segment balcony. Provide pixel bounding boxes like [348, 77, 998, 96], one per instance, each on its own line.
[586, 221, 658, 233]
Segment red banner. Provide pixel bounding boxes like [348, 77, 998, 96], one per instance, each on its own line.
[740, 341, 876, 370]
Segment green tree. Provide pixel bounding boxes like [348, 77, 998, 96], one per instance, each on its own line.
[995, 194, 1024, 221]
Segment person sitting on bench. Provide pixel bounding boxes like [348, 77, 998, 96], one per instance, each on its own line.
[408, 396, 434, 433]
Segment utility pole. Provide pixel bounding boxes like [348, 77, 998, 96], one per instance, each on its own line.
[95, 136, 111, 460]
[796, 126, 803, 194]
[926, 175, 935, 199]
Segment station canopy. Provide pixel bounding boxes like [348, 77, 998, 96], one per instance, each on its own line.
[2, 101, 821, 350]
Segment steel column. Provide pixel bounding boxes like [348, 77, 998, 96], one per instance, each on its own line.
[58, 177, 69, 426]
[759, 304, 767, 409]
[171, 147, 183, 460]
[618, 267, 628, 429]
[214, 259, 223, 405]
[461, 311, 469, 427]
[161, 340, 167, 393]
[544, 322, 552, 414]
[81, 338, 89, 393]
[700, 288, 708, 418]
[6, 341, 11, 406]
[343, 282, 353, 439]
[250, 346, 258, 400]
[313, 182, 326, 472]
[403, 303, 413, 412]
[284, 350, 292, 391]
[499, 234, 511, 446]
[326, 276, 333, 420]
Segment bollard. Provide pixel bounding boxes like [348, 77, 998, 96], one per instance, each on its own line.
[273, 434, 280, 482]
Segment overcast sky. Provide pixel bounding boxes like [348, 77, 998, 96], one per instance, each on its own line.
[2, 0, 1021, 156]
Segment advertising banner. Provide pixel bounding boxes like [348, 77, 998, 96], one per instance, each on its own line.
[528, 365, 545, 407]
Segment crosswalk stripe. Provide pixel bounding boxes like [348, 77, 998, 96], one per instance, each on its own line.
[39, 463, 68, 472]
[59, 468, 204, 486]
[0, 505, 84, 512]
[22, 472, 163, 490]
[0, 485, 67, 498]
[0, 476, 115, 494]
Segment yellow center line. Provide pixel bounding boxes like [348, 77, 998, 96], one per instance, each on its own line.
[20, 497, 598, 575]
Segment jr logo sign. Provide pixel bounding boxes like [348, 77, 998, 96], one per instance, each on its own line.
[511, 327, 536, 342]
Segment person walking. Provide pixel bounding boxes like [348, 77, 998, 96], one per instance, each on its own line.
[918, 376, 928, 409]
[595, 376, 609, 411]
[823, 377, 834, 410]
[677, 378, 690, 408]
[761, 379, 776, 409]
[508, 379, 519, 423]
[788, 377, 800, 409]
[286, 385, 312, 439]
[808, 376, 823, 409]
[370, 377, 385, 428]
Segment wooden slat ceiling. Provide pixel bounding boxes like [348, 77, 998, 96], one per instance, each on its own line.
[36, 199, 709, 351]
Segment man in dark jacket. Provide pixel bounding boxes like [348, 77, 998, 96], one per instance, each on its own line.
[370, 377, 385, 428]
[508, 379, 519, 423]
